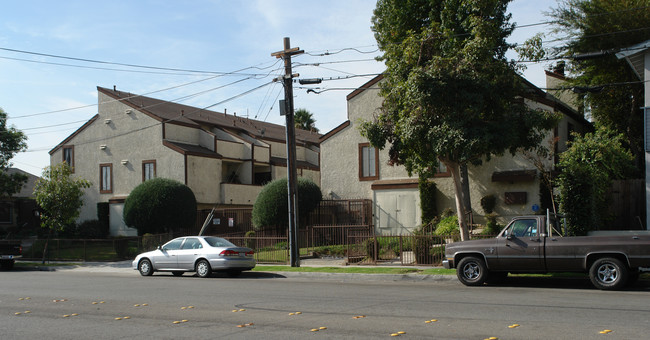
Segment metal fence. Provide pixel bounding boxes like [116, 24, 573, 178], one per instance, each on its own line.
[13, 232, 497, 266]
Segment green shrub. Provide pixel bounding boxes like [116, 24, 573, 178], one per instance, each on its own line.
[419, 177, 437, 223]
[480, 194, 496, 214]
[363, 238, 377, 260]
[244, 230, 256, 250]
[558, 127, 634, 235]
[76, 219, 108, 239]
[274, 241, 288, 250]
[312, 245, 347, 257]
[123, 178, 197, 235]
[252, 177, 322, 231]
[482, 213, 503, 235]
[434, 215, 460, 236]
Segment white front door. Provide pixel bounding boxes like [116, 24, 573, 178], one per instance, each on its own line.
[374, 189, 420, 234]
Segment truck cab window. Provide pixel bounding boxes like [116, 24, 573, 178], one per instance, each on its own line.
[504, 219, 538, 238]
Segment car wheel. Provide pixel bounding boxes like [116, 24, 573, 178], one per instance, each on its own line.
[227, 270, 242, 278]
[195, 259, 212, 278]
[138, 259, 154, 276]
[172, 271, 184, 277]
[589, 257, 628, 290]
[456, 256, 488, 286]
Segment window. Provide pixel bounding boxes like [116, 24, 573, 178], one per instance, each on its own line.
[142, 160, 156, 182]
[359, 143, 379, 181]
[181, 238, 203, 250]
[100, 163, 113, 194]
[162, 238, 184, 251]
[503, 219, 538, 238]
[62, 146, 74, 171]
[434, 162, 451, 177]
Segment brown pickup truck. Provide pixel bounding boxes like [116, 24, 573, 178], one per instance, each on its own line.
[0, 240, 22, 270]
[443, 213, 650, 290]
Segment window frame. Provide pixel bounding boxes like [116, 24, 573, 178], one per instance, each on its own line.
[433, 162, 451, 178]
[142, 160, 156, 182]
[358, 143, 379, 181]
[62, 145, 74, 172]
[99, 163, 113, 194]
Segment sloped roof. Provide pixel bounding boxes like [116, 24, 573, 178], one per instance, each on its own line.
[97, 86, 321, 145]
[340, 73, 589, 129]
[616, 39, 650, 80]
[3, 168, 40, 198]
[162, 140, 221, 158]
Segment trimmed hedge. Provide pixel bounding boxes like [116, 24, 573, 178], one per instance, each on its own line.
[252, 177, 322, 230]
[123, 178, 197, 235]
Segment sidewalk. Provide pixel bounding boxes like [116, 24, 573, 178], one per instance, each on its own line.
[14, 258, 454, 283]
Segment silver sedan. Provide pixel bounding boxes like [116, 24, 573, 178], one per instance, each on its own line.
[132, 236, 256, 278]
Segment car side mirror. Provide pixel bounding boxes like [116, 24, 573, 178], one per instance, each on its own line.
[506, 235, 514, 240]
[157, 245, 161, 250]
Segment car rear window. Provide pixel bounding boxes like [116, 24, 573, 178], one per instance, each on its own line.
[204, 237, 236, 248]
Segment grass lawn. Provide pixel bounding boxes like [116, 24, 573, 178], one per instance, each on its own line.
[253, 266, 455, 275]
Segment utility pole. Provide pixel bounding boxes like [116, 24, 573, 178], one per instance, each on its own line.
[272, 37, 303, 267]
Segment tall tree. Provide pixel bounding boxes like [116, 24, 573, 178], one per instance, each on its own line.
[364, 0, 557, 240]
[547, 0, 649, 170]
[0, 108, 28, 196]
[33, 163, 91, 262]
[294, 108, 319, 132]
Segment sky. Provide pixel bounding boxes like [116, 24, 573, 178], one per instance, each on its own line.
[1, 0, 561, 176]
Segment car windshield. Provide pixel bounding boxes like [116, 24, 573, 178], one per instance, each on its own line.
[204, 237, 236, 248]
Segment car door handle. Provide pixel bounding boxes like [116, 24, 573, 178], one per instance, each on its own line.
[529, 238, 540, 242]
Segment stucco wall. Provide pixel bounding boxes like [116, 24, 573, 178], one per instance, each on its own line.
[165, 124, 199, 144]
[50, 92, 186, 228]
[321, 77, 567, 233]
[186, 155, 221, 203]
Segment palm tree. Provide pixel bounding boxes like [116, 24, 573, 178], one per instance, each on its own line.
[294, 108, 319, 132]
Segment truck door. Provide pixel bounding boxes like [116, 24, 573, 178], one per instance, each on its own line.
[494, 218, 544, 271]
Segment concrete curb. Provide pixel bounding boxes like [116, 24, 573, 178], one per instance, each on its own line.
[14, 260, 456, 282]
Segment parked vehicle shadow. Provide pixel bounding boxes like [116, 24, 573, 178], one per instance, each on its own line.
[489, 276, 650, 291]
[178, 271, 287, 279]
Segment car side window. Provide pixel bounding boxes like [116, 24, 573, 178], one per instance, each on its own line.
[181, 238, 203, 250]
[162, 238, 183, 251]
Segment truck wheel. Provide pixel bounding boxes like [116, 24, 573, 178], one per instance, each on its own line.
[589, 257, 628, 290]
[456, 256, 488, 286]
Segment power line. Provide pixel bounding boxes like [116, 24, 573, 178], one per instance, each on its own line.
[0, 55, 251, 77]
[262, 87, 284, 123]
[7, 62, 283, 120]
[21, 119, 89, 131]
[0, 46, 278, 75]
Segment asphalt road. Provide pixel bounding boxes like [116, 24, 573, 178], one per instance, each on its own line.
[1, 268, 649, 339]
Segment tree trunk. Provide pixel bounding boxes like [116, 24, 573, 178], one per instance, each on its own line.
[447, 161, 470, 241]
[460, 164, 472, 225]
